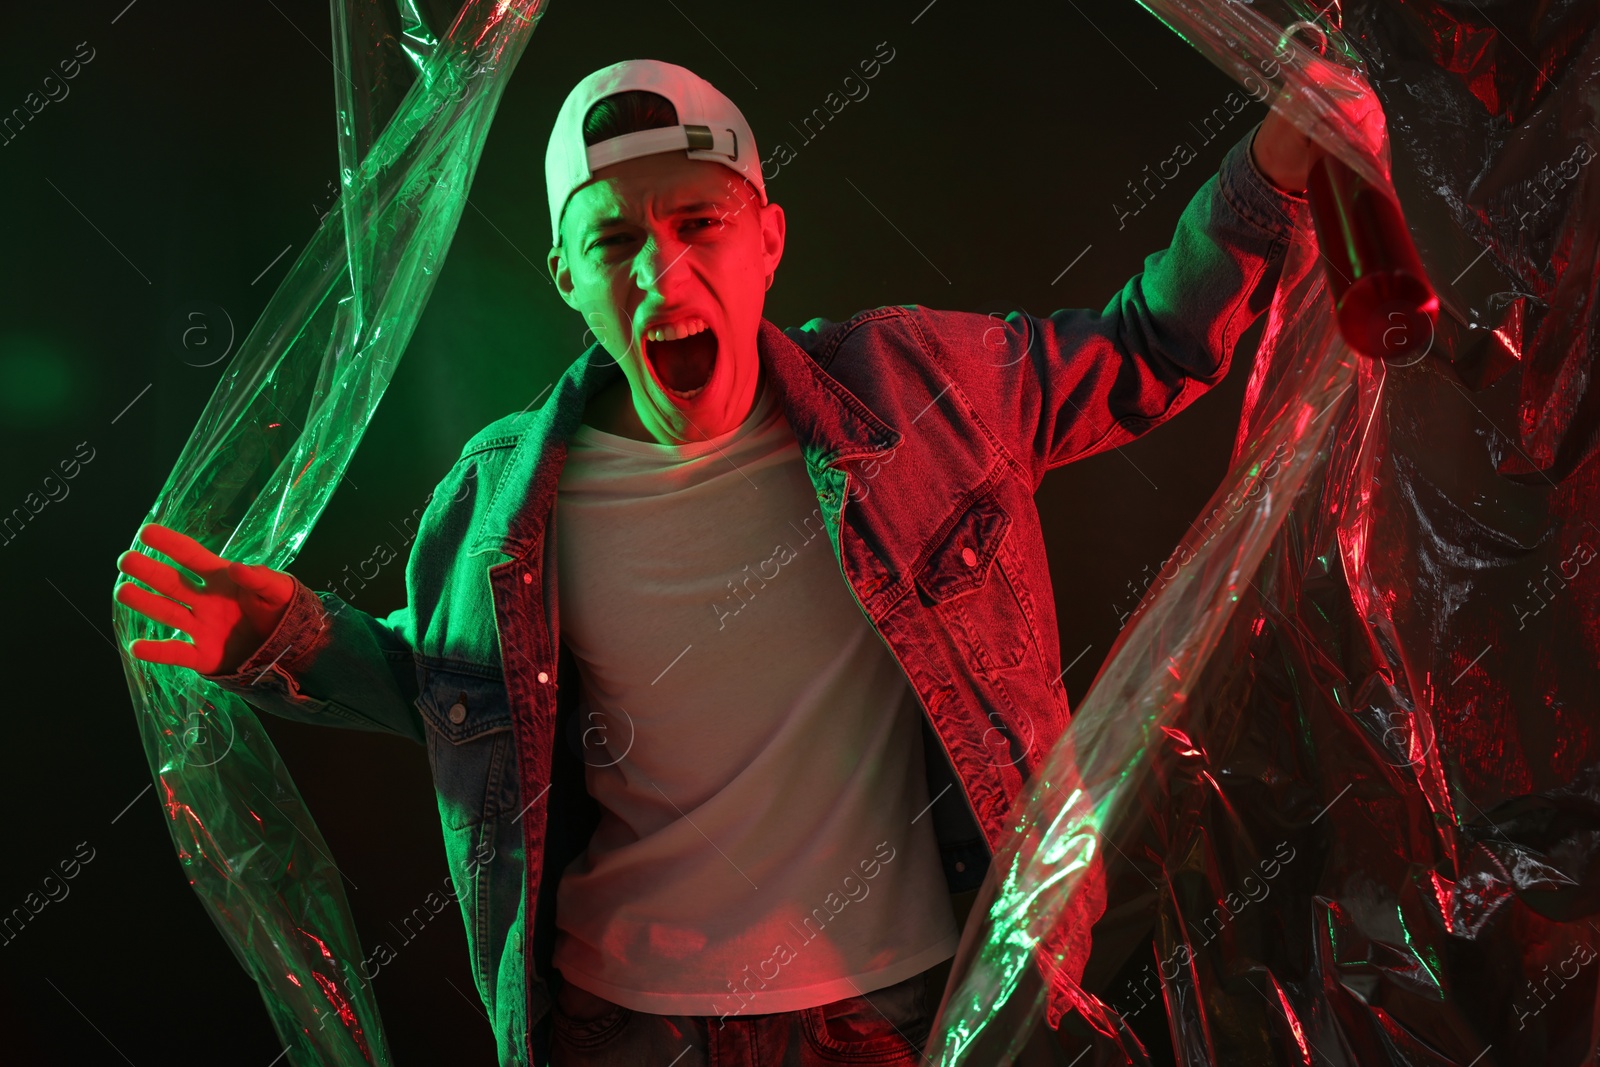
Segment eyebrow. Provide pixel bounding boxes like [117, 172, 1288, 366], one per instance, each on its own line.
[582, 200, 737, 235]
[667, 201, 727, 215]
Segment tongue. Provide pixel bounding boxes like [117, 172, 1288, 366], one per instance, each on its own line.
[647, 331, 717, 393]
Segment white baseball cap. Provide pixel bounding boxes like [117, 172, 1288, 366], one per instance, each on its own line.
[545, 59, 766, 247]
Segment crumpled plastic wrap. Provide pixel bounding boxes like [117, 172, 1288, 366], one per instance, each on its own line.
[109, 3, 547, 1063]
[927, 2, 1600, 1065]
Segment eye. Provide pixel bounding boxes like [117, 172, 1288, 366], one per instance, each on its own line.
[588, 232, 638, 258]
[684, 216, 723, 233]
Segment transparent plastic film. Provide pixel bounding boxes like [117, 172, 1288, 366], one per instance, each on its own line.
[925, 196, 1361, 1067]
[929, 2, 1600, 1064]
[109, 3, 548, 1064]
[1130, 0, 1390, 185]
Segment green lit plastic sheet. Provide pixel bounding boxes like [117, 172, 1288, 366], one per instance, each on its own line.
[923, 5, 1388, 1062]
[110, 2, 547, 1062]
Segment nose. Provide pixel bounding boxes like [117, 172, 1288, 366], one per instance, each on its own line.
[632, 232, 684, 295]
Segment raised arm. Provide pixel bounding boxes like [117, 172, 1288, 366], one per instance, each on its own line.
[921, 115, 1311, 487]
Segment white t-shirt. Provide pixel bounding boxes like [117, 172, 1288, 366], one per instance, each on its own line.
[550, 373, 960, 1017]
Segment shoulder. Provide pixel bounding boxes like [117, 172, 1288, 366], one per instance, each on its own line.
[457, 409, 539, 461]
[408, 408, 542, 560]
[783, 306, 927, 366]
[420, 407, 542, 521]
[785, 305, 997, 371]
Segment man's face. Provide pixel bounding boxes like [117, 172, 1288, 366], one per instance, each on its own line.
[549, 153, 785, 443]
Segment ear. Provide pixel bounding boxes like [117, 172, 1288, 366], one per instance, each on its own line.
[759, 200, 786, 286]
[548, 242, 579, 310]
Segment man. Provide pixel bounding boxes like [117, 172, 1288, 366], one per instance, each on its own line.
[116, 58, 1312, 1066]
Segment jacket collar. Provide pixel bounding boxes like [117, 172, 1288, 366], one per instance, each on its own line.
[471, 318, 900, 560]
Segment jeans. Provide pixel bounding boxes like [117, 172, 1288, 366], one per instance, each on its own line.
[549, 965, 939, 1066]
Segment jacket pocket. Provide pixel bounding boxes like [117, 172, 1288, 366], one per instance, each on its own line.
[914, 495, 1030, 674]
[416, 663, 518, 830]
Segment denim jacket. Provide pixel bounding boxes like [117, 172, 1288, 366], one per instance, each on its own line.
[208, 125, 1303, 1065]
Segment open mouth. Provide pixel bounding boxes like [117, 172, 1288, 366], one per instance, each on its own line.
[642, 317, 718, 399]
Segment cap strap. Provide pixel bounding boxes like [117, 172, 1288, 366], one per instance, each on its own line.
[584, 124, 740, 173]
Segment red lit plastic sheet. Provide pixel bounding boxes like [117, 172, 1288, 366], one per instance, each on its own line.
[927, 3, 1600, 1065]
[109, 3, 547, 1063]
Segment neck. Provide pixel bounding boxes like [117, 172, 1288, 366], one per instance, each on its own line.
[585, 364, 764, 444]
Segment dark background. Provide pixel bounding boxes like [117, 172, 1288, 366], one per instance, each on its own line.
[0, 1, 1271, 1062]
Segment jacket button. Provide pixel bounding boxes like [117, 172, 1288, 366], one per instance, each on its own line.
[961, 547, 978, 567]
[448, 702, 467, 724]
[537, 671, 549, 684]
[522, 572, 533, 584]
[955, 861, 967, 873]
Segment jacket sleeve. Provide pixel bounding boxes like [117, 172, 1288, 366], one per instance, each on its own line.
[198, 412, 529, 745]
[913, 121, 1307, 488]
[202, 579, 425, 745]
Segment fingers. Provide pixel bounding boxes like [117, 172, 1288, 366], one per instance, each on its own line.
[137, 522, 225, 573]
[115, 581, 195, 634]
[228, 560, 288, 599]
[117, 549, 198, 604]
[127, 637, 203, 671]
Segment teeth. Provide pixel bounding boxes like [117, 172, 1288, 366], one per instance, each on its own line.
[644, 317, 709, 343]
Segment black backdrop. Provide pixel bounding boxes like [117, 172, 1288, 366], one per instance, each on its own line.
[0, 1, 1272, 1062]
